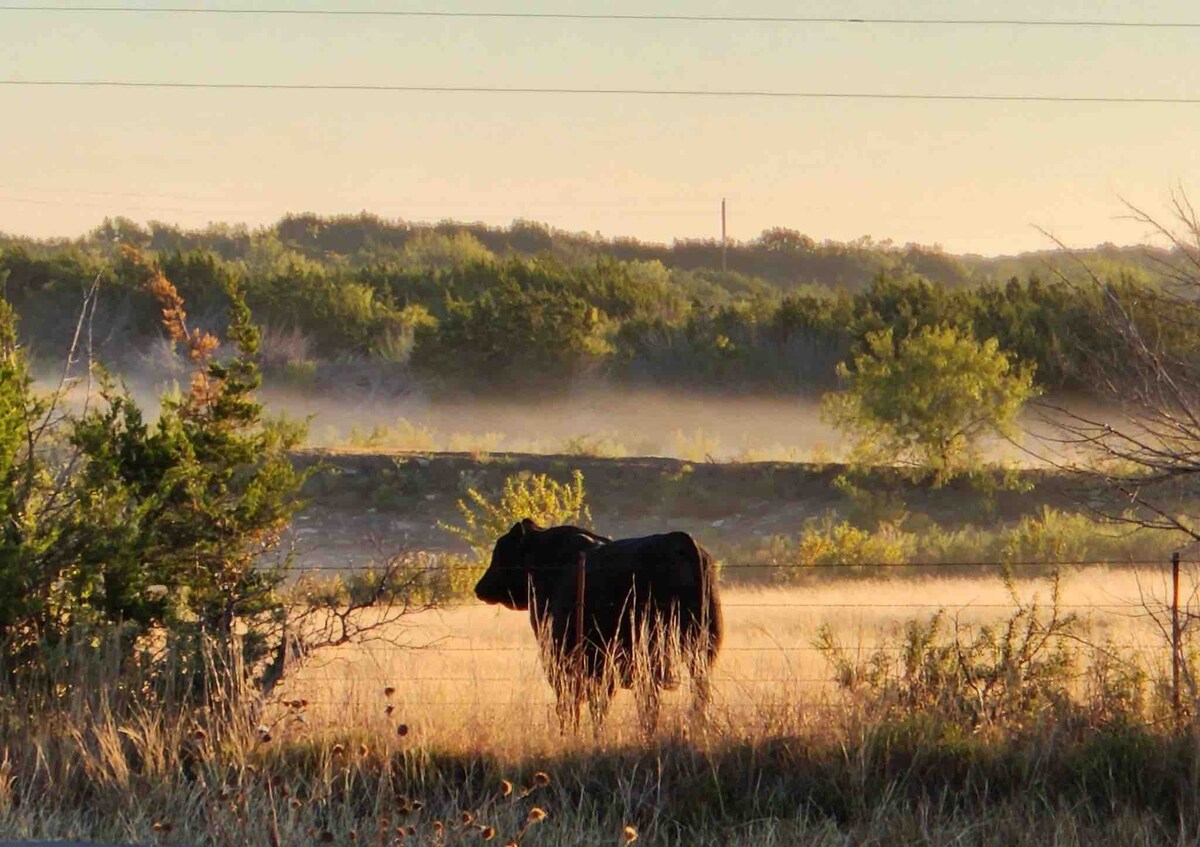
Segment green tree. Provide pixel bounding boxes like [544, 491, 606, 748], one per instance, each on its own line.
[65, 256, 307, 682]
[0, 251, 310, 695]
[0, 296, 54, 661]
[823, 324, 1037, 485]
[411, 281, 611, 389]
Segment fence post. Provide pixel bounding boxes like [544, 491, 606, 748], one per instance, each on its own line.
[575, 551, 587, 658]
[1172, 550, 1182, 719]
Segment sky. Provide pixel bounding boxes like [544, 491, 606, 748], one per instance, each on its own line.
[0, 0, 1198, 255]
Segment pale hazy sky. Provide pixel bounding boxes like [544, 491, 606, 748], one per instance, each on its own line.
[1, 1, 1198, 254]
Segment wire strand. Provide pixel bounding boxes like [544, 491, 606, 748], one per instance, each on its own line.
[2, 7, 1197, 29]
[2, 80, 1199, 104]
[293, 558, 1179, 571]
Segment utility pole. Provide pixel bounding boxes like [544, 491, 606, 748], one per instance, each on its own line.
[721, 198, 727, 273]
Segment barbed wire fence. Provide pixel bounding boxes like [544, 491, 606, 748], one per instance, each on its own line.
[266, 551, 1200, 719]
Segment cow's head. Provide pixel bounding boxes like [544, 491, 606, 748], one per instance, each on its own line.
[474, 518, 539, 610]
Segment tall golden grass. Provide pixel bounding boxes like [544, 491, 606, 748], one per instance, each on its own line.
[2, 570, 1198, 846]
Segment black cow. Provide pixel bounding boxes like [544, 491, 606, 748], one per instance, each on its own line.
[474, 519, 723, 733]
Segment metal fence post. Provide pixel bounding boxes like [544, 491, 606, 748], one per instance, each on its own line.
[1172, 550, 1182, 719]
[575, 551, 587, 658]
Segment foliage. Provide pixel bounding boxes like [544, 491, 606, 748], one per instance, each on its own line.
[559, 433, 630, 459]
[0, 297, 54, 656]
[752, 508, 1179, 584]
[0, 251, 318, 698]
[67, 257, 308, 681]
[817, 573, 1082, 727]
[1035, 197, 1200, 544]
[345, 418, 438, 452]
[4, 213, 1186, 400]
[441, 470, 591, 562]
[411, 276, 611, 390]
[823, 324, 1038, 485]
[792, 517, 911, 569]
[3, 211, 1190, 411]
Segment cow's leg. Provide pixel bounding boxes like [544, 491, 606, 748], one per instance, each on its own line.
[689, 661, 712, 723]
[553, 672, 583, 735]
[586, 674, 616, 738]
[633, 676, 661, 736]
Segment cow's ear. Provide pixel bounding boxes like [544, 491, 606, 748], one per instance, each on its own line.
[520, 517, 537, 532]
[508, 521, 527, 538]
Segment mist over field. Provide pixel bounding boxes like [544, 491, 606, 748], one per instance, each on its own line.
[42, 362, 1091, 467]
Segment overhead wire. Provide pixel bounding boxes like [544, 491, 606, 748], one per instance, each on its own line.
[1, 6, 1198, 28]
[2, 80, 1198, 104]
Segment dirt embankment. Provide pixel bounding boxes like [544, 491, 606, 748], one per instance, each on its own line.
[287, 450, 1089, 570]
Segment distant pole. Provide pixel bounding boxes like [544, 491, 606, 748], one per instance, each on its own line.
[721, 198, 727, 272]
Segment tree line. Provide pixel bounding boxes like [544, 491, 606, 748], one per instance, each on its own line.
[0, 214, 1187, 397]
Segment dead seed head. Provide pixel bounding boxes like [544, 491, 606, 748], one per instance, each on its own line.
[460, 811, 474, 826]
[289, 798, 302, 810]
[480, 826, 496, 841]
[384, 686, 396, 697]
[407, 825, 417, 835]
[332, 744, 345, 756]
[258, 731, 273, 744]
[193, 728, 207, 741]
[411, 801, 424, 811]
[532, 772, 550, 786]
[385, 704, 395, 715]
[151, 822, 173, 833]
[623, 824, 639, 843]
[358, 743, 369, 757]
[397, 723, 410, 737]
[503, 841, 518, 847]
[499, 779, 513, 797]
[527, 807, 547, 823]
[434, 820, 444, 833]
[319, 832, 335, 843]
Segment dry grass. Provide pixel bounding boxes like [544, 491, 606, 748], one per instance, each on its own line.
[278, 571, 1179, 745]
[3, 570, 1199, 846]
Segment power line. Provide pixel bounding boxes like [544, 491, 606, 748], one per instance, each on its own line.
[1, 6, 1198, 28]
[0, 188, 720, 216]
[2, 80, 1199, 104]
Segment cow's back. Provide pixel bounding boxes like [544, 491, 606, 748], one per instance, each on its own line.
[549, 531, 720, 671]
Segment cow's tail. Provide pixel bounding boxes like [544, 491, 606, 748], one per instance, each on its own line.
[671, 533, 719, 719]
[694, 540, 723, 668]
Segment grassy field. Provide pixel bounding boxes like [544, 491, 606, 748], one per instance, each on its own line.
[1, 444, 1195, 846]
[281, 571, 1176, 734]
[5, 565, 1199, 846]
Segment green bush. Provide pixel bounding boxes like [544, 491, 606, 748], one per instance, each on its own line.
[751, 508, 1181, 584]
[440, 469, 591, 563]
[817, 573, 1083, 727]
[0, 252, 308, 698]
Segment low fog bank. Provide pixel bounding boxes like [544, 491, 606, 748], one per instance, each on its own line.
[283, 386, 847, 462]
[32, 364, 1097, 466]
